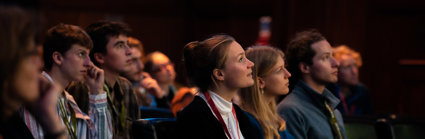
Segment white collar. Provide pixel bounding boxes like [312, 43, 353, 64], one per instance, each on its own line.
[200, 90, 233, 114]
[41, 71, 54, 83]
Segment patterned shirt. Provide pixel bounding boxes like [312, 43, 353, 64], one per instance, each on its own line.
[21, 72, 113, 139]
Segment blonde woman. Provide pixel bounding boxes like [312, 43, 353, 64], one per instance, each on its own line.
[240, 46, 293, 139]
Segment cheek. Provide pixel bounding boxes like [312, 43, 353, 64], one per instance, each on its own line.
[13, 62, 39, 102]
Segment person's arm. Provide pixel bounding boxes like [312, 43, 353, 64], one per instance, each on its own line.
[84, 64, 113, 138]
[88, 93, 113, 138]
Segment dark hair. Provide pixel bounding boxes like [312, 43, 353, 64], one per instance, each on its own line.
[43, 23, 93, 71]
[183, 34, 235, 92]
[0, 6, 40, 119]
[85, 20, 131, 66]
[286, 29, 325, 89]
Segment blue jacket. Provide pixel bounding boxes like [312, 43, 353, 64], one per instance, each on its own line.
[244, 111, 294, 139]
[277, 80, 347, 139]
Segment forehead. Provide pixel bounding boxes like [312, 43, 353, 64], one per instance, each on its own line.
[311, 40, 332, 56]
[108, 34, 128, 43]
[69, 44, 90, 52]
[152, 53, 170, 64]
[227, 41, 244, 57]
[130, 47, 141, 58]
[339, 55, 356, 65]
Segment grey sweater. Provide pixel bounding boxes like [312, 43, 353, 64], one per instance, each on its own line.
[277, 80, 346, 139]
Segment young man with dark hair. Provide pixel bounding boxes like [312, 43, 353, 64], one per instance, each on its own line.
[67, 20, 140, 139]
[22, 23, 112, 139]
[277, 29, 347, 139]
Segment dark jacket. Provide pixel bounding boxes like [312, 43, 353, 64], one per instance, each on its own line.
[0, 111, 34, 139]
[176, 96, 261, 139]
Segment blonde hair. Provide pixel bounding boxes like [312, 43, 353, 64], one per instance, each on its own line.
[240, 46, 286, 139]
[333, 45, 362, 67]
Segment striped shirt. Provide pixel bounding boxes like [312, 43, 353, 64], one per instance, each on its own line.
[21, 72, 113, 139]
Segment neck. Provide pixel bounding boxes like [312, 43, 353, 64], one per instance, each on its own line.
[338, 83, 352, 97]
[211, 86, 238, 102]
[159, 83, 170, 95]
[263, 92, 275, 104]
[302, 77, 325, 94]
[48, 67, 69, 90]
[104, 68, 119, 86]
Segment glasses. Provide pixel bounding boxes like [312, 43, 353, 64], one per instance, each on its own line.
[151, 62, 174, 73]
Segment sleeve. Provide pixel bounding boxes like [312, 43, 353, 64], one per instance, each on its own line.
[278, 105, 306, 139]
[89, 93, 113, 139]
[66, 81, 90, 114]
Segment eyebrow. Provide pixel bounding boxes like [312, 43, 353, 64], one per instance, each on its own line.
[237, 52, 244, 57]
[114, 41, 125, 46]
[320, 52, 331, 57]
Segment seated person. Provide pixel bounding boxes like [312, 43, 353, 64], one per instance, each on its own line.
[327, 45, 374, 115]
[144, 51, 191, 109]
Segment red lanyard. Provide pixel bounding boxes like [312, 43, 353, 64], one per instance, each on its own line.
[339, 93, 355, 115]
[204, 91, 240, 139]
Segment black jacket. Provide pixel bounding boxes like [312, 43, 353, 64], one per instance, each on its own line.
[176, 96, 261, 139]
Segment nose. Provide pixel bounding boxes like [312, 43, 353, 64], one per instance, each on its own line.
[331, 56, 339, 68]
[137, 60, 144, 71]
[247, 59, 254, 69]
[125, 44, 132, 56]
[284, 68, 292, 78]
[83, 55, 91, 67]
[351, 66, 359, 75]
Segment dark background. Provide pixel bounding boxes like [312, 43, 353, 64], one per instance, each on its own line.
[5, 0, 425, 116]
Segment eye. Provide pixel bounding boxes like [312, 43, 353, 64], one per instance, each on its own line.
[78, 51, 86, 57]
[117, 43, 125, 48]
[239, 56, 246, 63]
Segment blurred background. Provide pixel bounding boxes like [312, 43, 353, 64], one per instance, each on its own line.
[5, 0, 425, 117]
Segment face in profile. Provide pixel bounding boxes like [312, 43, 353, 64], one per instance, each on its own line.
[102, 34, 132, 73]
[309, 40, 339, 84]
[150, 53, 176, 85]
[13, 43, 42, 103]
[262, 56, 292, 96]
[123, 47, 144, 82]
[337, 55, 359, 86]
[60, 44, 91, 81]
[221, 41, 255, 89]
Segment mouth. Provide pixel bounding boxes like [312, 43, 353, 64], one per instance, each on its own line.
[126, 59, 132, 64]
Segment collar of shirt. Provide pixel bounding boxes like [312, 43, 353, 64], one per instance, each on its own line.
[42, 71, 54, 83]
[199, 90, 233, 115]
[295, 80, 340, 109]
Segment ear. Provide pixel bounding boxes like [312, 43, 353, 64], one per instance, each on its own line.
[299, 62, 311, 74]
[94, 53, 105, 65]
[212, 69, 225, 81]
[52, 51, 63, 66]
[257, 77, 265, 89]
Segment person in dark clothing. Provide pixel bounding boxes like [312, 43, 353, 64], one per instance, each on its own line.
[328, 45, 374, 115]
[177, 34, 261, 139]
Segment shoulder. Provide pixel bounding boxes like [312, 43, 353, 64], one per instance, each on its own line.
[179, 96, 207, 116]
[117, 76, 133, 87]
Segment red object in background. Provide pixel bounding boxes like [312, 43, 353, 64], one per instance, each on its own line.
[256, 16, 272, 46]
